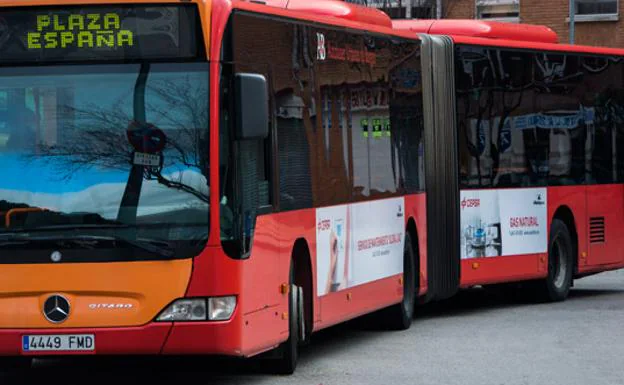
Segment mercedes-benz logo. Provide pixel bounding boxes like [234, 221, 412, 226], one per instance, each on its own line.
[43, 295, 71, 323]
[50, 251, 62, 262]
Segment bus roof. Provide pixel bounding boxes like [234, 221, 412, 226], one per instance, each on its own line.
[261, 0, 392, 28]
[234, 1, 624, 56]
[392, 19, 624, 57]
[392, 19, 559, 44]
[232, 0, 419, 41]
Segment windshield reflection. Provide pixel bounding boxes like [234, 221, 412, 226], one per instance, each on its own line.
[0, 62, 210, 259]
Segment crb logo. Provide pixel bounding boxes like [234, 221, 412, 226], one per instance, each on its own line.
[316, 32, 326, 61]
[460, 197, 480, 210]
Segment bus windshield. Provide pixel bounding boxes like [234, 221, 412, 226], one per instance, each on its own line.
[0, 63, 210, 262]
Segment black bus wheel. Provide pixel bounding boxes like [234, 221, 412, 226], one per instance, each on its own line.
[382, 232, 416, 330]
[268, 268, 301, 375]
[535, 219, 574, 302]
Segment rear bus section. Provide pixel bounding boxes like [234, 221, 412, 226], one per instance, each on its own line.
[402, 20, 624, 296]
[452, 38, 624, 291]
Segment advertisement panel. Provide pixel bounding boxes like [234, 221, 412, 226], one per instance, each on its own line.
[460, 188, 547, 259]
[316, 205, 349, 296]
[316, 198, 405, 296]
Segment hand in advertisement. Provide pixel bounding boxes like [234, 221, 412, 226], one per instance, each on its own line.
[325, 214, 351, 294]
[325, 230, 339, 295]
[321, 207, 351, 296]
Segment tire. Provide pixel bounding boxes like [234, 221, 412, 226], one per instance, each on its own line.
[268, 266, 300, 375]
[534, 219, 574, 302]
[382, 232, 416, 330]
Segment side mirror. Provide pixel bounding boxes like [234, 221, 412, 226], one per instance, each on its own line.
[235, 73, 269, 140]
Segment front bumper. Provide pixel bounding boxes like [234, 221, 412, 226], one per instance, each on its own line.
[0, 321, 242, 357]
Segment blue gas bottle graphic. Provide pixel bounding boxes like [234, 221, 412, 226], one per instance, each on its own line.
[332, 218, 346, 285]
[472, 226, 486, 248]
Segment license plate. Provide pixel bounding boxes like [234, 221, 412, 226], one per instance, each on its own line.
[22, 334, 95, 352]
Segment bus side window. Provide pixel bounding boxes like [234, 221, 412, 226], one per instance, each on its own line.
[219, 69, 235, 243]
[275, 89, 313, 211]
[237, 137, 270, 254]
[220, 14, 273, 259]
[388, 42, 425, 194]
[220, 73, 271, 258]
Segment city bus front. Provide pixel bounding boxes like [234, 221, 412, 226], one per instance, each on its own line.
[0, 0, 242, 362]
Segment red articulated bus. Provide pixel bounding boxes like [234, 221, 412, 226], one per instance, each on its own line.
[0, 0, 623, 375]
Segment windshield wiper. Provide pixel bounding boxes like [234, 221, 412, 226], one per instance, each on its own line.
[0, 234, 175, 258]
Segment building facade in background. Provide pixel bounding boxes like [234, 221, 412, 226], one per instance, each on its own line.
[447, 0, 623, 47]
[352, 0, 624, 48]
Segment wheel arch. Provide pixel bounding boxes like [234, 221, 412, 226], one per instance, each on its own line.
[291, 237, 313, 341]
[552, 205, 579, 275]
[406, 217, 421, 290]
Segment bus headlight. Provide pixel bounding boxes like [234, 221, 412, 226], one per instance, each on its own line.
[156, 296, 236, 322]
[156, 299, 207, 321]
[208, 296, 236, 321]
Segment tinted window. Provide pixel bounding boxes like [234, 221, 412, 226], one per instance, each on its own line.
[389, 46, 425, 194]
[227, 12, 425, 217]
[309, 27, 425, 202]
[456, 45, 624, 188]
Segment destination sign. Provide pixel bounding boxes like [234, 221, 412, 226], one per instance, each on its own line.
[27, 13, 135, 50]
[0, 5, 203, 64]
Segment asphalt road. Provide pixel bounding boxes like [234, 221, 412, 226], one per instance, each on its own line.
[4, 269, 624, 385]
